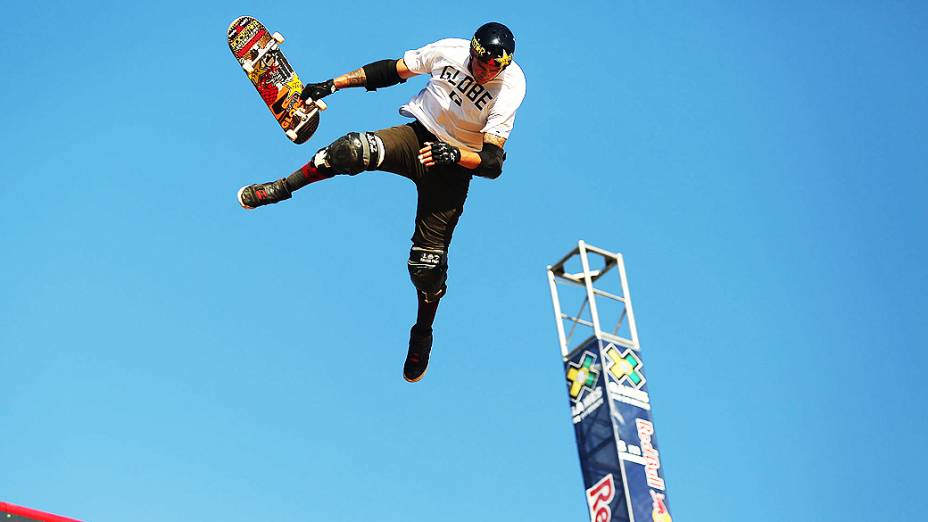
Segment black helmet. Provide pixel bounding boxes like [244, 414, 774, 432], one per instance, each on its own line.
[470, 22, 515, 70]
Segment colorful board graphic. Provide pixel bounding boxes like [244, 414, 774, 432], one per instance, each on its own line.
[226, 16, 320, 144]
[564, 337, 671, 522]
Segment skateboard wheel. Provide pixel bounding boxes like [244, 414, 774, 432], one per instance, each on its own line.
[286, 130, 298, 140]
[315, 100, 328, 111]
[272, 32, 284, 44]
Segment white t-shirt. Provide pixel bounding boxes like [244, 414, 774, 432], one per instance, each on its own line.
[401, 38, 526, 152]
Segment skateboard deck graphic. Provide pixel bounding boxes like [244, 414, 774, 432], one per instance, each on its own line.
[227, 16, 323, 144]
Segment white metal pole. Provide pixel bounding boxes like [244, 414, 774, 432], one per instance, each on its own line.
[546, 267, 569, 358]
[615, 253, 640, 349]
[577, 240, 603, 339]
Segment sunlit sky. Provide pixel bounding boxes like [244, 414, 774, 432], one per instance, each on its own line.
[3, 2, 926, 521]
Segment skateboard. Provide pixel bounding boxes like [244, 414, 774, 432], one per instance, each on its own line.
[227, 16, 326, 144]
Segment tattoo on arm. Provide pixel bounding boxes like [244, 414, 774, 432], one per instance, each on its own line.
[484, 133, 507, 148]
[335, 68, 367, 89]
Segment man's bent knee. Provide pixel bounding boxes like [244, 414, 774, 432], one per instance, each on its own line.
[315, 132, 384, 175]
[407, 247, 448, 302]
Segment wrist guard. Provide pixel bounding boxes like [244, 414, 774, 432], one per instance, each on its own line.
[362, 59, 406, 91]
[429, 141, 461, 166]
[476, 142, 506, 179]
[300, 79, 336, 101]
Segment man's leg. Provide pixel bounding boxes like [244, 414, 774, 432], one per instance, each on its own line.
[402, 171, 472, 382]
[237, 131, 386, 209]
[363, 122, 458, 382]
[404, 246, 448, 382]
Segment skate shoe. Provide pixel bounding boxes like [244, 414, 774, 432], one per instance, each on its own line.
[404, 325, 433, 383]
[237, 179, 291, 209]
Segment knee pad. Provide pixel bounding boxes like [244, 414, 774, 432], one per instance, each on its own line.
[317, 132, 382, 175]
[407, 247, 448, 302]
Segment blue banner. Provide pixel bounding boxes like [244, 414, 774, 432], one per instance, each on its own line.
[563, 337, 671, 522]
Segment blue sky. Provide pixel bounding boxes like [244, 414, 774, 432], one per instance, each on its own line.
[2, 1, 926, 521]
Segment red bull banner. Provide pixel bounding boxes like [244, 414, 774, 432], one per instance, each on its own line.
[564, 337, 672, 522]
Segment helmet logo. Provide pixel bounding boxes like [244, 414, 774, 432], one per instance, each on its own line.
[495, 50, 512, 67]
[471, 37, 488, 58]
[471, 36, 512, 69]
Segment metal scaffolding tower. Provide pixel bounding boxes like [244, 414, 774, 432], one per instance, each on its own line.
[547, 241, 672, 522]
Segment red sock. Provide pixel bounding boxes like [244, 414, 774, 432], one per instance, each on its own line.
[285, 161, 333, 191]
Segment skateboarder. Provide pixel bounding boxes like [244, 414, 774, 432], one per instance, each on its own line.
[237, 22, 526, 382]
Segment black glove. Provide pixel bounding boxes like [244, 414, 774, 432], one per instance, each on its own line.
[426, 141, 461, 166]
[300, 79, 336, 101]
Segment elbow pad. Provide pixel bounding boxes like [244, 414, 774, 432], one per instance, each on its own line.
[362, 59, 406, 91]
[476, 143, 506, 179]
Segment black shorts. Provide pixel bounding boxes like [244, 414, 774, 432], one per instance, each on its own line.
[374, 120, 472, 251]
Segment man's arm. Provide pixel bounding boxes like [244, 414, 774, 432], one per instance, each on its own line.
[418, 134, 508, 179]
[396, 59, 419, 80]
[303, 59, 419, 100]
[335, 58, 419, 89]
[333, 67, 367, 89]
[456, 134, 506, 169]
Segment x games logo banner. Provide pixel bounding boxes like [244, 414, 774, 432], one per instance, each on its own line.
[604, 345, 645, 389]
[566, 351, 600, 401]
[562, 337, 671, 522]
[563, 339, 623, 520]
[566, 350, 606, 425]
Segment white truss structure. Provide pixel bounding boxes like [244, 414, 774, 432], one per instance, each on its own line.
[546, 241, 640, 359]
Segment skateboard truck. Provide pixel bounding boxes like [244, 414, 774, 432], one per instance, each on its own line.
[243, 32, 284, 73]
[285, 99, 327, 141]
